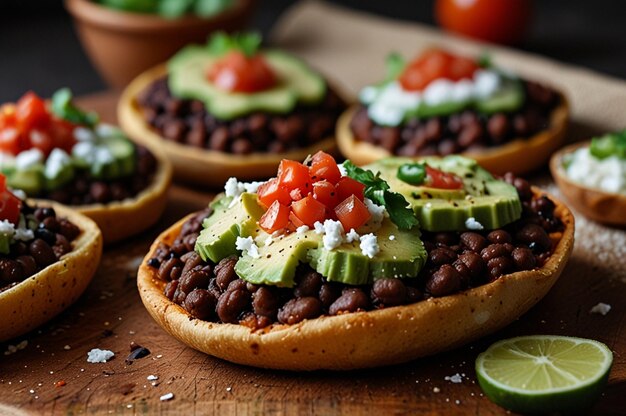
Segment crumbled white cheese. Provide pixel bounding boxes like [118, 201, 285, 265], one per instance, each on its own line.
[263, 235, 274, 247]
[13, 227, 34, 242]
[445, 373, 463, 384]
[95, 123, 118, 138]
[0, 220, 15, 236]
[345, 228, 360, 243]
[10, 189, 26, 201]
[235, 236, 260, 259]
[94, 147, 114, 165]
[364, 198, 385, 223]
[565, 147, 626, 194]
[0, 152, 15, 169]
[313, 221, 325, 234]
[224, 178, 265, 207]
[44, 148, 72, 180]
[73, 126, 96, 142]
[146, 375, 159, 381]
[320, 219, 345, 250]
[389, 235, 396, 241]
[72, 141, 96, 160]
[359, 233, 380, 258]
[589, 302, 611, 316]
[86, 348, 115, 363]
[296, 225, 310, 235]
[15, 148, 44, 170]
[337, 162, 348, 177]
[160, 392, 174, 401]
[465, 217, 484, 230]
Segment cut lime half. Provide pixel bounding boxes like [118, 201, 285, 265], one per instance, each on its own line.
[476, 335, 613, 414]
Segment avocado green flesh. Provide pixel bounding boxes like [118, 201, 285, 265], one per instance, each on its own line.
[474, 78, 524, 115]
[168, 47, 326, 120]
[367, 156, 522, 232]
[194, 193, 264, 263]
[0, 233, 10, 255]
[307, 218, 426, 285]
[6, 166, 45, 195]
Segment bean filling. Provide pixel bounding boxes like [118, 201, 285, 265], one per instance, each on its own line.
[350, 81, 560, 157]
[137, 77, 346, 154]
[148, 174, 563, 329]
[0, 204, 81, 293]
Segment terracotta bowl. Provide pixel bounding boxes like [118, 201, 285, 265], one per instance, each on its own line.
[550, 141, 626, 226]
[65, 0, 257, 88]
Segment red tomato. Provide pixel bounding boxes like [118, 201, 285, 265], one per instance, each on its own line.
[288, 211, 306, 230]
[257, 178, 291, 208]
[312, 180, 339, 208]
[277, 160, 311, 194]
[259, 200, 290, 233]
[334, 195, 371, 232]
[448, 56, 479, 81]
[425, 166, 464, 190]
[207, 51, 277, 93]
[0, 187, 22, 225]
[0, 127, 21, 155]
[435, 0, 532, 45]
[290, 195, 326, 227]
[15, 91, 50, 130]
[399, 49, 479, 91]
[335, 177, 366, 202]
[309, 151, 341, 184]
[28, 129, 54, 156]
[48, 119, 77, 154]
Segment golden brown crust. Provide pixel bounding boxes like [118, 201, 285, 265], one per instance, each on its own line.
[137, 189, 575, 371]
[33, 140, 172, 244]
[336, 96, 569, 175]
[0, 203, 103, 342]
[118, 64, 341, 186]
[550, 141, 626, 226]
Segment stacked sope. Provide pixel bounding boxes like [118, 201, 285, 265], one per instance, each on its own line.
[138, 151, 574, 370]
[118, 32, 347, 186]
[0, 89, 172, 243]
[337, 48, 569, 175]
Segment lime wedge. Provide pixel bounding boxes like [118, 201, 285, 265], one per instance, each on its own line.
[476, 335, 613, 414]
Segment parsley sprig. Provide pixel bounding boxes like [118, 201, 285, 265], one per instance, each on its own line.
[343, 161, 419, 230]
[51, 88, 99, 128]
[207, 32, 262, 57]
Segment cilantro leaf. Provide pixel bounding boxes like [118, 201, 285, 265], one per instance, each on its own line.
[477, 51, 492, 68]
[343, 161, 419, 230]
[384, 52, 406, 82]
[51, 88, 99, 128]
[206, 32, 262, 57]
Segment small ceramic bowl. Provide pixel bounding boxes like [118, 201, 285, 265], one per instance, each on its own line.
[65, 0, 257, 88]
[550, 141, 626, 226]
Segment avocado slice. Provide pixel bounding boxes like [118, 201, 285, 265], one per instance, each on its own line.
[474, 77, 524, 114]
[307, 217, 426, 286]
[168, 47, 326, 120]
[367, 156, 522, 232]
[195, 193, 265, 263]
[7, 164, 45, 195]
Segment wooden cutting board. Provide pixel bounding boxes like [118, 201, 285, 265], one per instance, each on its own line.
[0, 90, 623, 415]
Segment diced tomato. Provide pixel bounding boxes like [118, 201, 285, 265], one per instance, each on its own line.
[447, 56, 479, 81]
[399, 49, 478, 92]
[335, 176, 366, 202]
[15, 91, 50, 130]
[259, 200, 290, 233]
[48, 119, 76, 154]
[290, 194, 326, 227]
[28, 129, 54, 156]
[207, 51, 277, 93]
[277, 159, 311, 194]
[0, 187, 22, 225]
[257, 178, 291, 208]
[425, 165, 464, 189]
[287, 211, 306, 231]
[309, 151, 341, 184]
[0, 128, 21, 155]
[334, 195, 371, 232]
[312, 180, 339, 208]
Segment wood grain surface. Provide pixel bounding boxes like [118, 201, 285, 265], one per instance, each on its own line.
[0, 92, 624, 415]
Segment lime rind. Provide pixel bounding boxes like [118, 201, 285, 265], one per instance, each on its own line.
[476, 335, 613, 414]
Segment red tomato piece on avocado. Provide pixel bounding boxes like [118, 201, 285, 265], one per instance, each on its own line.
[207, 51, 277, 93]
[334, 195, 371, 232]
[257, 178, 291, 208]
[309, 151, 341, 184]
[335, 176, 366, 202]
[0, 188, 22, 225]
[15, 91, 50, 130]
[399, 49, 478, 91]
[312, 180, 339, 208]
[290, 195, 326, 227]
[277, 159, 312, 195]
[259, 200, 290, 233]
[425, 165, 464, 189]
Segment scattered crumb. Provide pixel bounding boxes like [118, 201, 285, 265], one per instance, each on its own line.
[87, 348, 115, 363]
[147, 375, 158, 381]
[226, 387, 232, 392]
[160, 392, 174, 401]
[55, 380, 66, 388]
[445, 373, 463, 384]
[590, 302, 611, 316]
[63, 345, 71, 350]
[433, 387, 441, 393]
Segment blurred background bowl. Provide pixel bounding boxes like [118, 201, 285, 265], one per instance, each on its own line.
[65, 0, 257, 89]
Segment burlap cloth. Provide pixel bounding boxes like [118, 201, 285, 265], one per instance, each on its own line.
[269, 1, 626, 278]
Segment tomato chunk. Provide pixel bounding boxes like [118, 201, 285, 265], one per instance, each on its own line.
[0, 187, 22, 225]
[259, 200, 290, 233]
[334, 195, 371, 232]
[399, 49, 478, 92]
[290, 194, 326, 227]
[257, 178, 291, 208]
[15, 91, 50, 130]
[277, 159, 312, 194]
[207, 51, 277, 93]
[309, 151, 341, 184]
[335, 176, 366, 202]
[425, 165, 464, 189]
[312, 180, 339, 208]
